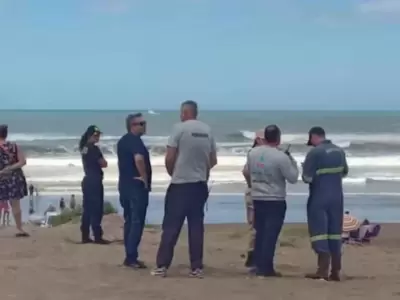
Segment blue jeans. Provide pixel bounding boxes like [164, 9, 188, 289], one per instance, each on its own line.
[253, 200, 286, 276]
[119, 182, 149, 264]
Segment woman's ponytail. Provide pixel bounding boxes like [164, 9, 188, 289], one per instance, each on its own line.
[79, 132, 89, 151]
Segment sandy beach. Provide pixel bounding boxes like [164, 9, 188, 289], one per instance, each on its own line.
[1, 215, 400, 300]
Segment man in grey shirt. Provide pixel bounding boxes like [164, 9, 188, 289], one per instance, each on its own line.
[152, 100, 217, 278]
[244, 125, 298, 277]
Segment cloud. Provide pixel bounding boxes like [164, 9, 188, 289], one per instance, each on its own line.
[358, 0, 400, 14]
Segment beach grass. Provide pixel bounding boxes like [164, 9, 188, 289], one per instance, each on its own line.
[50, 201, 117, 227]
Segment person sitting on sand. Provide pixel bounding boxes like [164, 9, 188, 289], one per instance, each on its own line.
[0, 200, 10, 226]
[241, 129, 264, 269]
[69, 194, 76, 210]
[44, 204, 57, 215]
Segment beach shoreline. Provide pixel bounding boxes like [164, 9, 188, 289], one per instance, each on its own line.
[22, 193, 400, 225]
[1, 215, 400, 300]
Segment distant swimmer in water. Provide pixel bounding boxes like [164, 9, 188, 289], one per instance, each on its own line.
[69, 194, 76, 210]
[59, 197, 66, 211]
[44, 204, 57, 215]
[28, 183, 35, 214]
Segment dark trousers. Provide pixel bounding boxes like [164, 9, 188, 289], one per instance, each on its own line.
[156, 182, 208, 270]
[119, 182, 149, 264]
[81, 176, 104, 240]
[253, 200, 287, 276]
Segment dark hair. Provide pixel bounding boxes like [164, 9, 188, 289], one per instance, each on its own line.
[0, 125, 8, 139]
[264, 124, 281, 143]
[125, 113, 143, 132]
[251, 140, 257, 148]
[181, 100, 198, 117]
[78, 131, 91, 151]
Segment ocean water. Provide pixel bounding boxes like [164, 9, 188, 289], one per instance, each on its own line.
[22, 193, 400, 224]
[2, 110, 400, 194]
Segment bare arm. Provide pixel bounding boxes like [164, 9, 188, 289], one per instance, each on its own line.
[209, 135, 217, 169]
[165, 146, 178, 176]
[134, 154, 148, 186]
[165, 124, 182, 177]
[99, 157, 108, 168]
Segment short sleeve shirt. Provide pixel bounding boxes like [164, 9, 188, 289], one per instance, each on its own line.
[117, 133, 152, 190]
[168, 120, 216, 184]
[81, 144, 103, 177]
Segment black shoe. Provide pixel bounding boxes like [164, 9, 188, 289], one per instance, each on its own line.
[123, 260, 147, 269]
[245, 251, 255, 268]
[305, 253, 330, 281]
[81, 238, 94, 244]
[94, 238, 111, 245]
[329, 272, 341, 282]
[256, 270, 282, 278]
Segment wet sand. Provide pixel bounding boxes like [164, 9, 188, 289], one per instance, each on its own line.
[1, 215, 400, 300]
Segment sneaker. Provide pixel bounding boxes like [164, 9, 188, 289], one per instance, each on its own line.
[151, 267, 167, 277]
[124, 260, 148, 269]
[189, 268, 204, 279]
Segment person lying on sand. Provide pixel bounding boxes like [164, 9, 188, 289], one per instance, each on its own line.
[342, 212, 381, 244]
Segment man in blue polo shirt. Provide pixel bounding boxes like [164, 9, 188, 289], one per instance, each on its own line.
[117, 113, 152, 269]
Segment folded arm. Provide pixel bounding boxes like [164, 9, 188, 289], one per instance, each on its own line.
[4, 145, 26, 172]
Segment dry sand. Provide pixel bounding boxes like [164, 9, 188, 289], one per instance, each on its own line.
[1, 215, 400, 300]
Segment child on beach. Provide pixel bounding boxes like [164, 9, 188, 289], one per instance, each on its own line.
[0, 201, 10, 226]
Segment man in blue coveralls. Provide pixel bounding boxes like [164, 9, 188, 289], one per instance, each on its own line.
[302, 127, 348, 282]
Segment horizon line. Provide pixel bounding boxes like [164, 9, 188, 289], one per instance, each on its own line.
[2, 109, 400, 112]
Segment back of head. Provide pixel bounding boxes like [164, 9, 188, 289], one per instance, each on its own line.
[0, 124, 8, 139]
[180, 100, 198, 121]
[307, 126, 326, 146]
[264, 124, 281, 145]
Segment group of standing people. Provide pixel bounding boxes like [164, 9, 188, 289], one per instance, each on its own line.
[242, 125, 348, 281]
[78, 99, 348, 281]
[79, 100, 215, 278]
[0, 100, 348, 281]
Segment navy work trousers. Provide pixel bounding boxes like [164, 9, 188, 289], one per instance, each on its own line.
[119, 181, 149, 264]
[253, 200, 286, 276]
[307, 195, 343, 255]
[156, 182, 208, 270]
[81, 176, 104, 240]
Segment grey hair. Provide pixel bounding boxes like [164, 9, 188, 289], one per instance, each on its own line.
[125, 113, 143, 132]
[181, 100, 198, 117]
